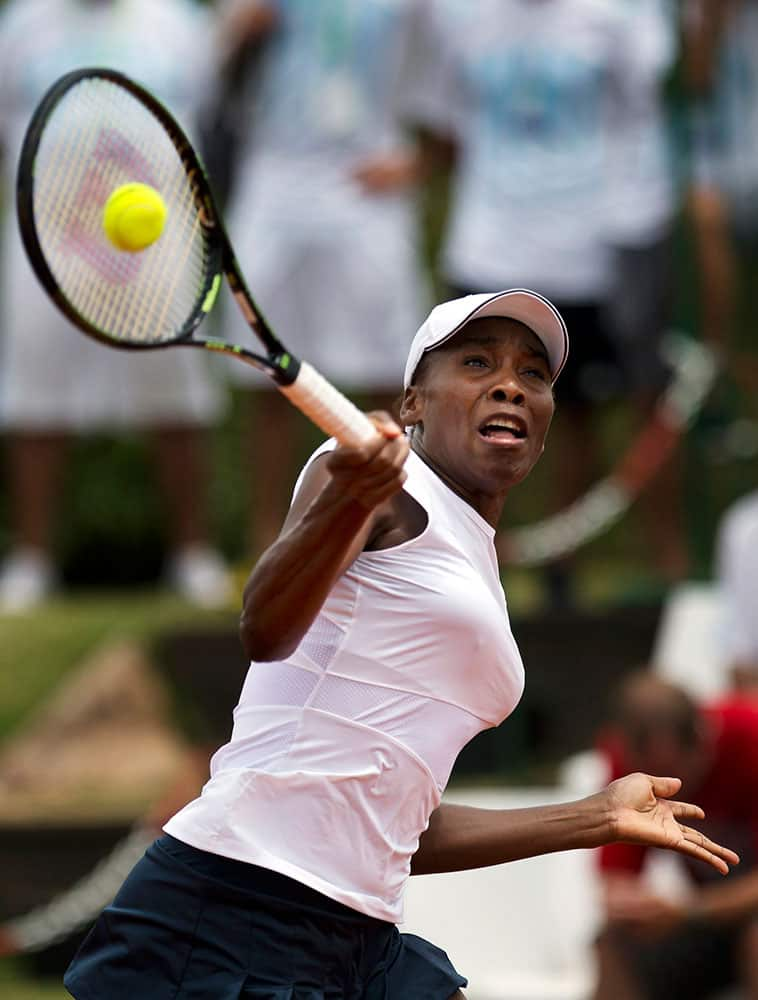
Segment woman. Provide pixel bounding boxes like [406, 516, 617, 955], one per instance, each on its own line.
[65, 291, 738, 999]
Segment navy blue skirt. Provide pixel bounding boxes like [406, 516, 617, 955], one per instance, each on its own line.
[64, 834, 467, 999]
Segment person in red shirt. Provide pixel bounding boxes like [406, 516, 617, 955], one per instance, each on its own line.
[594, 671, 758, 999]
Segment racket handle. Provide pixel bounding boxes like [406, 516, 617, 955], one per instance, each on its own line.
[279, 361, 379, 447]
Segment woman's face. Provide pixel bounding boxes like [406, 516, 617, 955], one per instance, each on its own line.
[400, 316, 555, 522]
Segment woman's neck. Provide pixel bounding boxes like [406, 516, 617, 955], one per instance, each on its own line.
[409, 438, 508, 528]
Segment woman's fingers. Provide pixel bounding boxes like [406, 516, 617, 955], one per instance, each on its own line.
[329, 413, 405, 465]
[367, 411, 404, 439]
[679, 825, 740, 866]
[647, 775, 682, 800]
[674, 825, 739, 874]
[326, 412, 410, 508]
[644, 776, 739, 872]
[344, 459, 408, 507]
[669, 799, 705, 821]
[610, 775, 740, 876]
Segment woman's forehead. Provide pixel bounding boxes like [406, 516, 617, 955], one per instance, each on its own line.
[441, 316, 548, 358]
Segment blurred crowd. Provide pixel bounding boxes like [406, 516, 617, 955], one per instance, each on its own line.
[0, 0, 756, 619]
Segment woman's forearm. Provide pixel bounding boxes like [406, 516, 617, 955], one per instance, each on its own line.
[240, 483, 371, 661]
[240, 423, 408, 662]
[412, 775, 739, 879]
[411, 798, 611, 875]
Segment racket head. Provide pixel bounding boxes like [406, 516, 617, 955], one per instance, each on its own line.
[15, 67, 379, 444]
[16, 66, 225, 352]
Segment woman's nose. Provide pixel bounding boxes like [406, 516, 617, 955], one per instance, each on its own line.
[488, 375, 525, 405]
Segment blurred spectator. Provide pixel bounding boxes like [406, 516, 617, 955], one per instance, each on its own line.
[604, 0, 690, 585]
[594, 671, 758, 1000]
[0, 0, 232, 612]
[684, 0, 758, 361]
[215, 0, 433, 557]
[715, 489, 758, 692]
[683, 0, 758, 690]
[408, 0, 686, 602]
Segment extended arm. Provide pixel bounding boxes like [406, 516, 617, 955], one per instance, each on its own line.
[240, 415, 408, 661]
[411, 797, 608, 874]
[412, 773, 739, 877]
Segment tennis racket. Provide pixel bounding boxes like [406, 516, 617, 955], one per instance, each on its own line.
[16, 66, 377, 447]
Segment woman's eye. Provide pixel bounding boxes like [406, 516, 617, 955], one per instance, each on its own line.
[523, 367, 549, 383]
[463, 356, 488, 368]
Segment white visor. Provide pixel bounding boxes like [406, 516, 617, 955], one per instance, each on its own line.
[403, 289, 569, 389]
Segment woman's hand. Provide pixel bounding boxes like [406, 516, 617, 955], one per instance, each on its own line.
[603, 772, 740, 875]
[324, 412, 410, 511]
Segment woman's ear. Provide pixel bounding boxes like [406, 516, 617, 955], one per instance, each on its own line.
[399, 385, 423, 428]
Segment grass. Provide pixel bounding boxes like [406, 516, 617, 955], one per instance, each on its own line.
[0, 587, 242, 745]
[0, 960, 69, 1000]
[0, 979, 69, 1000]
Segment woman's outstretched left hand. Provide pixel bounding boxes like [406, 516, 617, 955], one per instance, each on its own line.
[603, 772, 740, 875]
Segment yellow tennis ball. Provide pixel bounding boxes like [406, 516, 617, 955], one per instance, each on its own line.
[102, 182, 167, 253]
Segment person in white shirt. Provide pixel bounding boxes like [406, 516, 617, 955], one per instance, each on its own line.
[214, 0, 434, 558]
[604, 0, 691, 584]
[64, 288, 738, 1000]
[685, 0, 758, 389]
[685, 2, 758, 685]
[0, 0, 232, 611]
[407, 0, 686, 599]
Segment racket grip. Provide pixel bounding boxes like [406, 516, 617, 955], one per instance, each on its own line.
[279, 361, 379, 447]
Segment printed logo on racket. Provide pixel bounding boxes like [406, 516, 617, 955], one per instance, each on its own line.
[64, 128, 158, 284]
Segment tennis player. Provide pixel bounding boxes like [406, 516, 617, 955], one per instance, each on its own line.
[64, 291, 738, 999]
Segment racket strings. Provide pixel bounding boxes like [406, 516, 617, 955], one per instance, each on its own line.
[76, 82, 206, 338]
[39, 89, 149, 305]
[58, 100, 142, 324]
[91, 84, 206, 340]
[139, 157, 203, 340]
[103, 92, 200, 336]
[71, 95, 151, 323]
[32, 77, 209, 345]
[37, 102, 106, 298]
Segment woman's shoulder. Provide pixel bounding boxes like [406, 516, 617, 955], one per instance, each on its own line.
[290, 439, 339, 501]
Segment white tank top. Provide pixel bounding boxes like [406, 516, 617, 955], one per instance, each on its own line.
[164, 445, 525, 922]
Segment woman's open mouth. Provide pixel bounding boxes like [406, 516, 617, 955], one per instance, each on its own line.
[478, 414, 527, 444]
